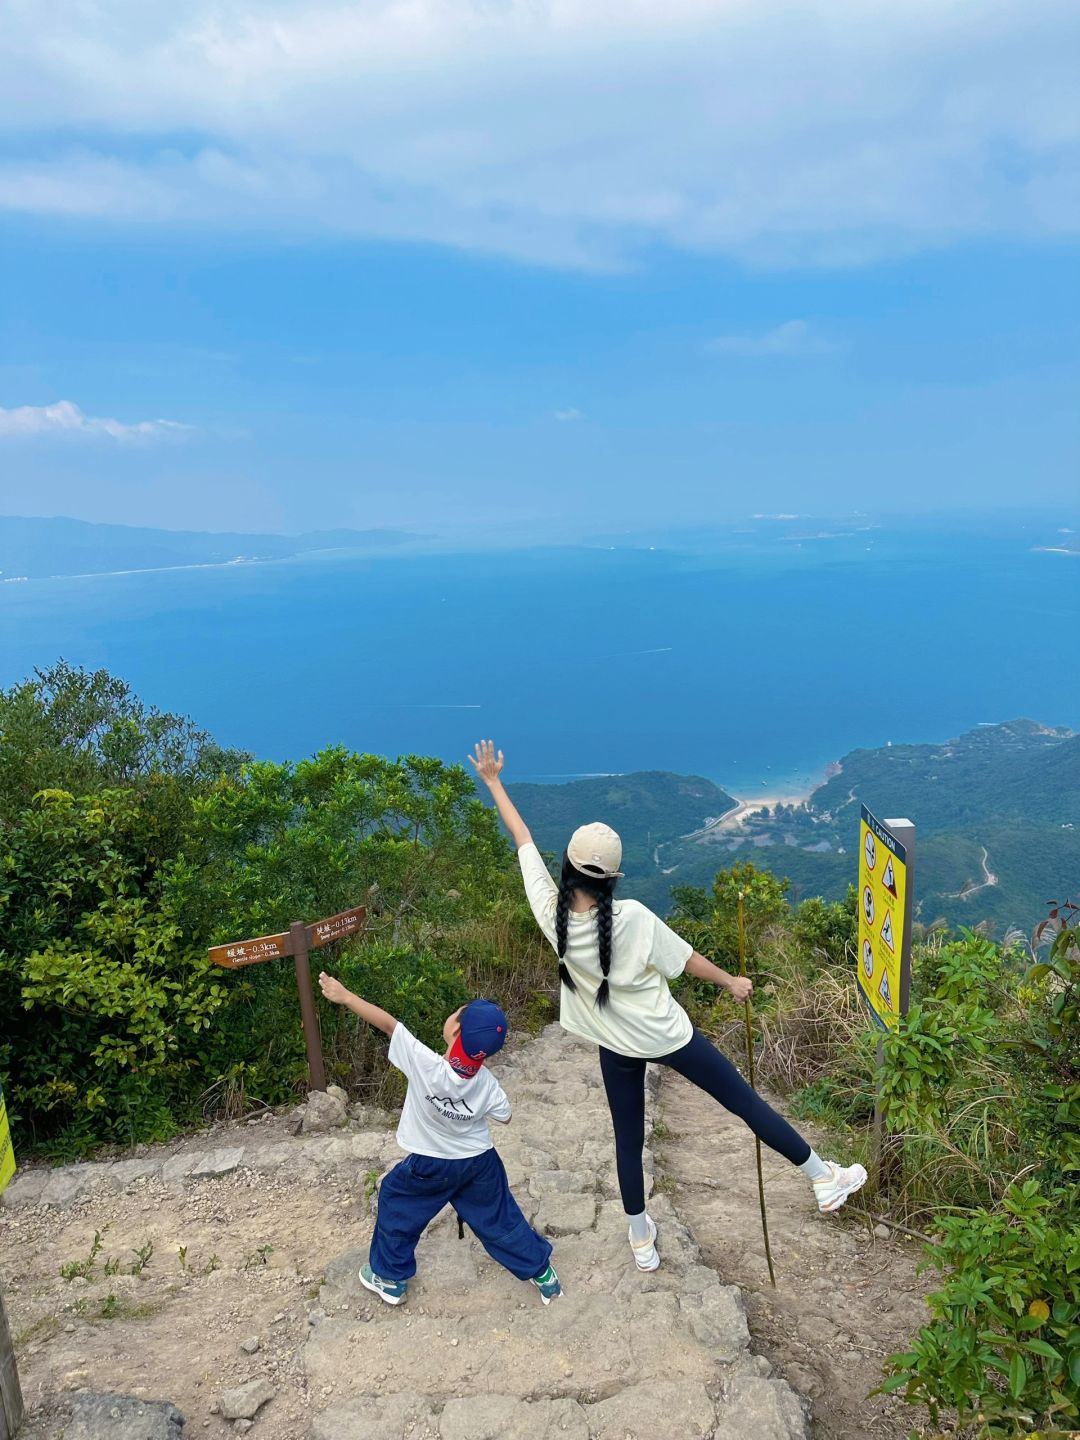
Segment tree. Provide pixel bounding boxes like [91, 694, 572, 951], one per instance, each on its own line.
[0, 661, 247, 860]
[668, 860, 790, 969]
[0, 789, 224, 1151]
[165, 748, 510, 946]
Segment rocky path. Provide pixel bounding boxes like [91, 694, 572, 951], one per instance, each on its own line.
[2, 1025, 809, 1440]
[656, 1071, 933, 1440]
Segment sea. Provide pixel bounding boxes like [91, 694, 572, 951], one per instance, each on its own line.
[2, 513, 1077, 800]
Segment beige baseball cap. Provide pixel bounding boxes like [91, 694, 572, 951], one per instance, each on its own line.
[567, 822, 624, 879]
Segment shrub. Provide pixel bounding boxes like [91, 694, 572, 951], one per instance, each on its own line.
[882, 1180, 1080, 1437]
[1, 788, 225, 1152]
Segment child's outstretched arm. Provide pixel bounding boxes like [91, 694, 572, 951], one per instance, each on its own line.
[319, 972, 397, 1035]
[468, 740, 533, 850]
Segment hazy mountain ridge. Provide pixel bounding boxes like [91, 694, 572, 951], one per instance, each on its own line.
[0, 514, 416, 580]
[512, 721, 1079, 933]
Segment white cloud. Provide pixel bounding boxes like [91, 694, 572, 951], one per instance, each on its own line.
[553, 407, 585, 422]
[0, 1, 1077, 269]
[706, 321, 837, 357]
[0, 400, 190, 442]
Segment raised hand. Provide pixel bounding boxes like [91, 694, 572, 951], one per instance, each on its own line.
[468, 739, 505, 787]
[318, 971, 352, 1006]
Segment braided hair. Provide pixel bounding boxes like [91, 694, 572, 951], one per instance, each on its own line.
[555, 851, 617, 1008]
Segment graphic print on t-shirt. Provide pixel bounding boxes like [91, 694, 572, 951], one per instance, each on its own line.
[388, 1025, 510, 1159]
[425, 1094, 475, 1122]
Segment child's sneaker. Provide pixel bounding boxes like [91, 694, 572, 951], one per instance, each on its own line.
[530, 1263, 562, 1305]
[813, 1161, 868, 1213]
[359, 1261, 408, 1305]
[629, 1215, 660, 1271]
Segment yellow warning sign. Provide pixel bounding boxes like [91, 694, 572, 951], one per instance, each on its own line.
[857, 806, 908, 1030]
[0, 1082, 16, 1196]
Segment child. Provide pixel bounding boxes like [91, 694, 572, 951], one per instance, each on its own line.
[317, 972, 561, 1307]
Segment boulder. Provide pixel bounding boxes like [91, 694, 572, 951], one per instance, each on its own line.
[64, 1393, 186, 1439]
[219, 1378, 276, 1421]
[301, 1091, 347, 1134]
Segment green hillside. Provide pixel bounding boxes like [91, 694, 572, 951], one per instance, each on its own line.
[504, 721, 1079, 933]
[505, 771, 737, 877]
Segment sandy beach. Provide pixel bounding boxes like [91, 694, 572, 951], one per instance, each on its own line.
[682, 768, 833, 843]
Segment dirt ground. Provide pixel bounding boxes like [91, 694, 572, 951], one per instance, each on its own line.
[1, 1121, 384, 1439]
[657, 1070, 934, 1440]
[0, 1042, 938, 1439]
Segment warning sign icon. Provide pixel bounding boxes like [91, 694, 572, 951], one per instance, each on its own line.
[864, 832, 877, 871]
[878, 970, 893, 1010]
[862, 886, 875, 926]
[882, 857, 897, 898]
[862, 939, 874, 979]
[881, 911, 895, 952]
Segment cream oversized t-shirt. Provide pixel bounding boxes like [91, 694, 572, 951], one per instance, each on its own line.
[517, 842, 693, 1058]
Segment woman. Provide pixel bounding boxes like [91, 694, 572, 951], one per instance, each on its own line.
[469, 740, 867, 1273]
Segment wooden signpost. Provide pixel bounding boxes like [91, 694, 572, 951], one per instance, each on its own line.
[209, 905, 366, 1093]
[0, 1082, 25, 1440]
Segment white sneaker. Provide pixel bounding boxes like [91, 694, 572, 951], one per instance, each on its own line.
[629, 1215, 660, 1271]
[813, 1161, 868, 1213]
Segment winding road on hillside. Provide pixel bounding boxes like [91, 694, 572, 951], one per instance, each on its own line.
[945, 846, 998, 900]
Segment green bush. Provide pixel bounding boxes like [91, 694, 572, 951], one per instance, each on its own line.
[334, 943, 471, 1052]
[790, 888, 858, 967]
[0, 664, 536, 1151]
[882, 1180, 1080, 1437]
[0, 787, 225, 1153]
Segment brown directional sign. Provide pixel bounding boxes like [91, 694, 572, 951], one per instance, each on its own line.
[306, 905, 366, 949]
[208, 931, 291, 969]
[208, 903, 366, 1093]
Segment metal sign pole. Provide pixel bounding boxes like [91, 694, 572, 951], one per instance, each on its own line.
[884, 819, 916, 1021]
[290, 921, 327, 1094]
[869, 817, 915, 1186]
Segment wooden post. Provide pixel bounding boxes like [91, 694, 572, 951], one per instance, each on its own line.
[210, 906, 364, 1096]
[290, 921, 327, 1093]
[0, 1282, 24, 1440]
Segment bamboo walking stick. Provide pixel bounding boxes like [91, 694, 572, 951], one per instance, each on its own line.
[737, 891, 776, 1287]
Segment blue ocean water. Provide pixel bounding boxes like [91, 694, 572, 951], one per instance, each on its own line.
[1, 516, 1077, 800]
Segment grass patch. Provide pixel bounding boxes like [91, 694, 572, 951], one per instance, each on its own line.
[15, 1314, 60, 1348]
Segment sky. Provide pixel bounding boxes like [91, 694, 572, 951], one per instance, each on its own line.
[0, 0, 1078, 537]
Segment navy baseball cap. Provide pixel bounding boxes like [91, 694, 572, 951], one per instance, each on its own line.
[459, 998, 508, 1061]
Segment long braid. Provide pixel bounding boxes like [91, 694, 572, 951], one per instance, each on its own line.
[594, 888, 613, 1009]
[556, 851, 616, 1007]
[555, 870, 578, 995]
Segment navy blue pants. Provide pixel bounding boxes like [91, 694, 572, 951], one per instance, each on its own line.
[369, 1147, 552, 1283]
[599, 1027, 812, 1215]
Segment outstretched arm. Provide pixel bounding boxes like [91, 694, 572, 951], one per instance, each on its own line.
[468, 740, 534, 850]
[685, 952, 753, 1003]
[318, 973, 397, 1036]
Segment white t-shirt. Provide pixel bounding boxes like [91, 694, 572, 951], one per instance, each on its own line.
[517, 842, 694, 1059]
[388, 1024, 512, 1159]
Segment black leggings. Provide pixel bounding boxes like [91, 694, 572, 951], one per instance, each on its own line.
[599, 1027, 812, 1215]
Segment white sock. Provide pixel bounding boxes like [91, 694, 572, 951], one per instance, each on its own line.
[627, 1210, 651, 1242]
[798, 1149, 832, 1182]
